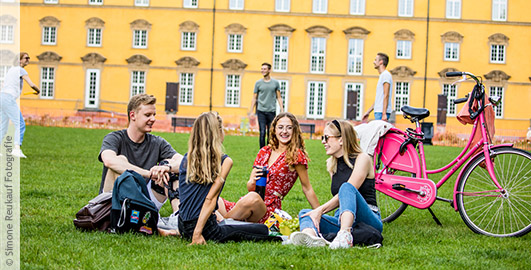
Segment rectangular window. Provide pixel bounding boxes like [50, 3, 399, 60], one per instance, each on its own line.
[396, 40, 412, 59]
[89, 0, 103, 5]
[133, 30, 148, 48]
[446, 0, 461, 19]
[87, 28, 102, 47]
[489, 86, 504, 118]
[490, 44, 505, 63]
[275, 0, 290, 12]
[42, 26, 57, 45]
[273, 36, 289, 72]
[229, 0, 244, 10]
[44, 0, 58, 3]
[444, 42, 459, 61]
[0, 25, 14, 44]
[181, 32, 196, 51]
[350, 0, 365, 15]
[310, 37, 326, 73]
[394, 82, 410, 112]
[492, 0, 507, 21]
[40, 67, 55, 99]
[183, 0, 198, 8]
[307, 81, 326, 119]
[85, 69, 100, 108]
[313, 0, 327, 14]
[228, 34, 243, 53]
[131, 71, 146, 96]
[398, 0, 414, 17]
[347, 38, 363, 75]
[225, 74, 241, 107]
[345, 83, 364, 120]
[134, 0, 149, 6]
[276, 80, 289, 114]
[179, 73, 194, 105]
[442, 84, 457, 116]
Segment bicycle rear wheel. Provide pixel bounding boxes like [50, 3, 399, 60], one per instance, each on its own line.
[456, 147, 531, 237]
[376, 168, 409, 223]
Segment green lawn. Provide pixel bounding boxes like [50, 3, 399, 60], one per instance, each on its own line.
[19, 126, 530, 269]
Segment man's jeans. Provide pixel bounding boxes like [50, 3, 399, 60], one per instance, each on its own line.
[374, 112, 391, 121]
[1, 93, 24, 145]
[299, 182, 383, 236]
[256, 110, 276, 149]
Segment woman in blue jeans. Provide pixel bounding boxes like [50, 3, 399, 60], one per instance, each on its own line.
[290, 120, 382, 249]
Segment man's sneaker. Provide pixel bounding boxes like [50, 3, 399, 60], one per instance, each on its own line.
[11, 148, 26, 158]
[290, 232, 329, 247]
[158, 212, 179, 232]
[329, 229, 353, 249]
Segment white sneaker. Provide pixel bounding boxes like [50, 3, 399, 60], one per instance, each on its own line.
[11, 148, 27, 158]
[329, 229, 353, 249]
[290, 231, 329, 247]
[158, 212, 179, 232]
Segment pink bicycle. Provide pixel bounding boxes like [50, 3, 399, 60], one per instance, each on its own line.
[373, 71, 531, 237]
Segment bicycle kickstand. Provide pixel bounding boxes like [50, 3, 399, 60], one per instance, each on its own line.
[427, 207, 442, 226]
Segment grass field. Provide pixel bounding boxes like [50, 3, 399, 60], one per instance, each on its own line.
[18, 126, 531, 269]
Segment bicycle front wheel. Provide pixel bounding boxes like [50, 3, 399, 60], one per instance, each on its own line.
[456, 147, 531, 237]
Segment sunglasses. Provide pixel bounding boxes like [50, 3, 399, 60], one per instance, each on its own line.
[24, 57, 30, 60]
[321, 134, 340, 143]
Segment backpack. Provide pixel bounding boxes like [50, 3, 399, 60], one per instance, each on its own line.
[73, 192, 112, 231]
[323, 222, 384, 247]
[110, 170, 159, 235]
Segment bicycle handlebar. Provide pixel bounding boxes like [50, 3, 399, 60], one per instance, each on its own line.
[454, 96, 469, 104]
[446, 71, 481, 85]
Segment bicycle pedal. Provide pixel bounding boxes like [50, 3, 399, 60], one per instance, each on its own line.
[392, 183, 406, 190]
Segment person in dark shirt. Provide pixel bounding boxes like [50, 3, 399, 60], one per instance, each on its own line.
[291, 120, 382, 249]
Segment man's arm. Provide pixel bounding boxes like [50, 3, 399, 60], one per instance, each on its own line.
[100, 149, 150, 178]
[249, 93, 258, 115]
[362, 103, 374, 122]
[22, 74, 40, 94]
[276, 90, 284, 113]
[382, 82, 390, 121]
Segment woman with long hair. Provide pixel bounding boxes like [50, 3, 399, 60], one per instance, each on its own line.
[176, 112, 270, 244]
[290, 120, 383, 249]
[218, 112, 320, 223]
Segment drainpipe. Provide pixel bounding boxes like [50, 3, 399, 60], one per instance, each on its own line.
[422, 0, 430, 109]
[209, 0, 216, 111]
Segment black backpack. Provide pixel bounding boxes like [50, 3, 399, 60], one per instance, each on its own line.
[110, 170, 159, 235]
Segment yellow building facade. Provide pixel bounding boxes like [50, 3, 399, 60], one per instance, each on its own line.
[4, 0, 531, 136]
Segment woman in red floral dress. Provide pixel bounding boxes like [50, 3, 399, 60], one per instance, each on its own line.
[218, 112, 320, 223]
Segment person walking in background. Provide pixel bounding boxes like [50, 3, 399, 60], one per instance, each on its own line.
[0, 52, 40, 158]
[249, 62, 284, 148]
[362, 53, 393, 122]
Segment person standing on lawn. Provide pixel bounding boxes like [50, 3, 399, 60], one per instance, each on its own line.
[362, 53, 393, 122]
[249, 62, 284, 149]
[98, 94, 183, 228]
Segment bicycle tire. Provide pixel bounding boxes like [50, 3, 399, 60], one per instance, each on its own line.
[377, 188, 408, 223]
[456, 147, 531, 237]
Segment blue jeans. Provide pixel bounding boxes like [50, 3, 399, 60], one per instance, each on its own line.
[1, 93, 24, 145]
[256, 110, 276, 149]
[299, 182, 383, 236]
[374, 112, 391, 121]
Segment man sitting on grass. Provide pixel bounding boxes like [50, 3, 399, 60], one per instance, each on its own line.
[98, 94, 182, 232]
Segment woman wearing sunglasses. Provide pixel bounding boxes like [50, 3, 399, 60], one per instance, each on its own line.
[290, 120, 383, 249]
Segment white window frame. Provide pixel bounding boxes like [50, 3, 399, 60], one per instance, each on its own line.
[0, 25, 14, 44]
[227, 34, 243, 53]
[44, 0, 58, 4]
[344, 83, 364, 121]
[442, 84, 457, 116]
[133, 29, 148, 49]
[40, 67, 55, 99]
[276, 80, 289, 114]
[394, 81, 410, 113]
[130, 71, 146, 97]
[183, 0, 198, 8]
[273, 36, 289, 72]
[444, 42, 459, 61]
[225, 74, 241, 107]
[87, 28, 102, 47]
[396, 40, 412, 59]
[181, 32, 196, 51]
[446, 0, 461, 19]
[490, 44, 505, 64]
[306, 81, 326, 119]
[310, 37, 326, 73]
[229, 0, 244, 10]
[88, 0, 103, 5]
[275, 0, 290, 12]
[492, 0, 507, 21]
[313, 0, 327, 14]
[347, 38, 363, 75]
[134, 0, 149, 7]
[489, 86, 504, 118]
[42, 26, 57, 45]
[350, 0, 365, 15]
[85, 69, 100, 109]
[398, 0, 414, 17]
[179, 72, 194, 105]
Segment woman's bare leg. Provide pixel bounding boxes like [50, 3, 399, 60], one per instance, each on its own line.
[225, 192, 267, 222]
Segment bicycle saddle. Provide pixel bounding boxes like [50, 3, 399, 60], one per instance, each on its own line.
[401, 106, 430, 121]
